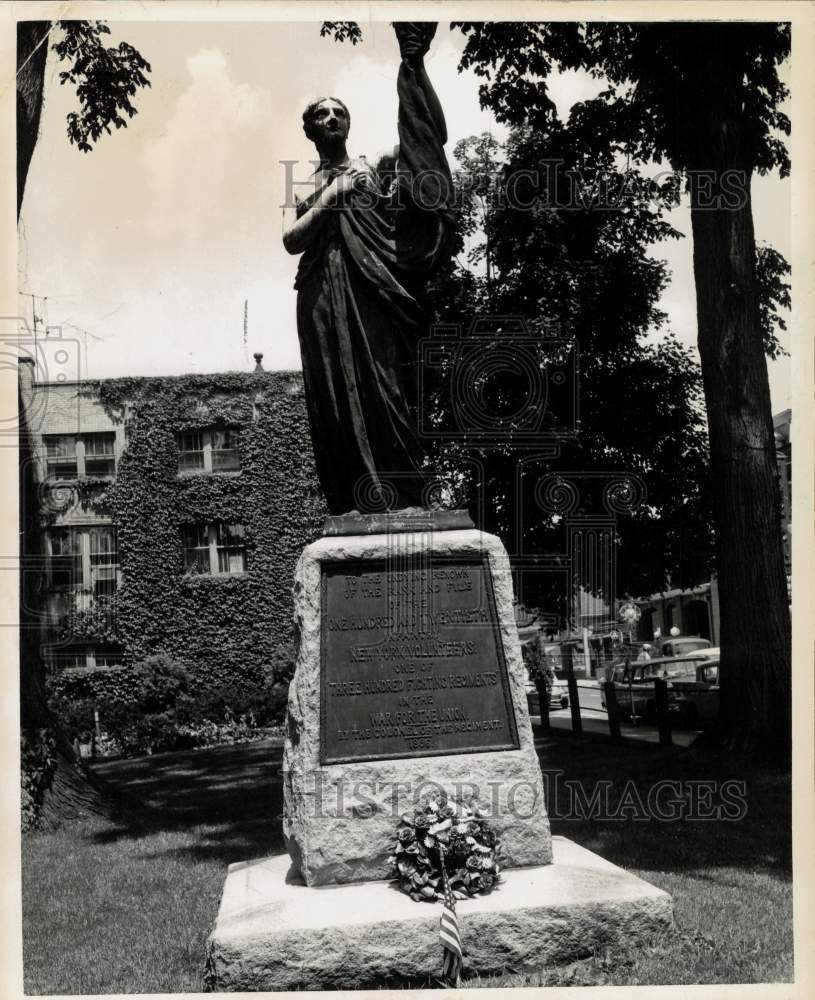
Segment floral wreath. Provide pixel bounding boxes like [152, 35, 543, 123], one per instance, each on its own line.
[389, 793, 501, 902]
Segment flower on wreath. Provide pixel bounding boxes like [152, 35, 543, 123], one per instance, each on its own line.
[390, 793, 502, 903]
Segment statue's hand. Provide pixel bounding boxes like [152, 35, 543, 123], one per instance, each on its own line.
[325, 165, 376, 206]
[393, 22, 437, 65]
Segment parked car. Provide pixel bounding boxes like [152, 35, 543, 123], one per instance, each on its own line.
[667, 658, 720, 729]
[650, 635, 712, 658]
[601, 653, 716, 724]
[550, 678, 570, 709]
[526, 678, 570, 713]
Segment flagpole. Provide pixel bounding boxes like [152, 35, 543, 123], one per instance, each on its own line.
[437, 842, 463, 987]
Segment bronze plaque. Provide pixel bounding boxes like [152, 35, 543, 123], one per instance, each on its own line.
[320, 556, 520, 764]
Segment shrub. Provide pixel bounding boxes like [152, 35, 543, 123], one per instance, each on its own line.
[47, 647, 295, 757]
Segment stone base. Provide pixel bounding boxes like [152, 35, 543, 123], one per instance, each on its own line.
[323, 507, 475, 535]
[284, 529, 552, 885]
[205, 836, 673, 991]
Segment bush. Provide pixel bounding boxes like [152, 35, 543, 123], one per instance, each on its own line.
[47, 647, 295, 757]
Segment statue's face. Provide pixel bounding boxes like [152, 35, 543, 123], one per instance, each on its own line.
[310, 99, 349, 145]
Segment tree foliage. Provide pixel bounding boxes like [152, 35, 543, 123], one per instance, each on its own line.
[425, 126, 714, 618]
[17, 20, 151, 215]
[454, 21, 790, 175]
[319, 21, 363, 46]
[52, 21, 152, 152]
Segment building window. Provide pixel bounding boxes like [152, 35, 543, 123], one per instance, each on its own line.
[94, 645, 125, 667]
[83, 433, 116, 477]
[215, 522, 246, 573]
[181, 523, 211, 573]
[181, 522, 246, 575]
[89, 526, 119, 598]
[45, 435, 78, 480]
[178, 431, 205, 472]
[48, 648, 88, 671]
[47, 526, 120, 594]
[177, 427, 241, 474]
[49, 528, 83, 589]
[44, 433, 116, 480]
[211, 428, 241, 472]
[47, 644, 124, 671]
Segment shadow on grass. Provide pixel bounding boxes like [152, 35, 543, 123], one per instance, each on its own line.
[85, 732, 791, 881]
[537, 731, 791, 879]
[88, 740, 286, 865]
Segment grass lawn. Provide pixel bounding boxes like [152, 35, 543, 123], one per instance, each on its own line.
[22, 733, 792, 992]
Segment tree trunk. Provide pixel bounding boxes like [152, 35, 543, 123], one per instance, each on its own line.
[534, 677, 550, 731]
[690, 180, 791, 750]
[17, 21, 50, 219]
[38, 735, 112, 829]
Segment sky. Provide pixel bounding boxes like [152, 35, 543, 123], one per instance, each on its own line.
[17, 20, 791, 410]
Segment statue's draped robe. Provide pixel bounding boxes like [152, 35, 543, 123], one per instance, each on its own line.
[294, 60, 454, 514]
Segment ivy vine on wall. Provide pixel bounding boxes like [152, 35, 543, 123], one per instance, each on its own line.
[60, 371, 326, 693]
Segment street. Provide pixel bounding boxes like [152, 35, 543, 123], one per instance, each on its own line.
[532, 680, 700, 748]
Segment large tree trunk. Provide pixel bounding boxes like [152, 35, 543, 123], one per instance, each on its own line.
[690, 181, 791, 751]
[17, 21, 50, 219]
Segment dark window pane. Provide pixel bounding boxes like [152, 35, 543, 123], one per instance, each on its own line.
[95, 653, 121, 667]
[177, 431, 205, 472]
[45, 435, 78, 479]
[89, 526, 119, 594]
[179, 451, 205, 472]
[84, 434, 116, 477]
[181, 524, 207, 548]
[45, 435, 76, 458]
[212, 448, 240, 472]
[49, 648, 88, 670]
[85, 458, 115, 477]
[50, 529, 82, 588]
[182, 523, 210, 573]
[212, 428, 240, 472]
[178, 431, 203, 452]
[89, 526, 117, 560]
[215, 522, 246, 574]
[215, 523, 244, 546]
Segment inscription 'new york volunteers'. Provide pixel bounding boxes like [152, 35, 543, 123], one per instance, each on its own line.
[320, 557, 520, 764]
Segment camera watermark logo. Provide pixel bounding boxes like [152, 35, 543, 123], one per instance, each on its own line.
[418, 316, 578, 449]
[2, 318, 82, 447]
[510, 466, 648, 632]
[344, 467, 492, 640]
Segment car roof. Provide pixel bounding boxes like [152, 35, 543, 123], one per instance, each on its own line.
[660, 636, 710, 646]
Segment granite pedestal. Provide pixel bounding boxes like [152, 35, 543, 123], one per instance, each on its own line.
[206, 520, 673, 989]
[283, 527, 552, 885]
[205, 837, 673, 990]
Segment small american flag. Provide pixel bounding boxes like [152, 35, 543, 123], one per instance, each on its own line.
[438, 845, 462, 985]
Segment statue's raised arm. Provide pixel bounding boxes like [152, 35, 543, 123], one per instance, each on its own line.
[285, 22, 455, 516]
[393, 22, 455, 273]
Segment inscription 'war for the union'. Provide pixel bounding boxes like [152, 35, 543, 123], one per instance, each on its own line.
[320, 558, 520, 764]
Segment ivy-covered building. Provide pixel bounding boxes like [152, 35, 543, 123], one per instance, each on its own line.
[19, 358, 325, 691]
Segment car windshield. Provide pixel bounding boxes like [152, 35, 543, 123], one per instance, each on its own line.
[662, 638, 710, 656]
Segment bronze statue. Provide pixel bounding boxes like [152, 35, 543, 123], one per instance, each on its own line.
[282, 23, 454, 515]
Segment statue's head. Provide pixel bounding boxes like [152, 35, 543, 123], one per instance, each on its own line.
[302, 97, 351, 147]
